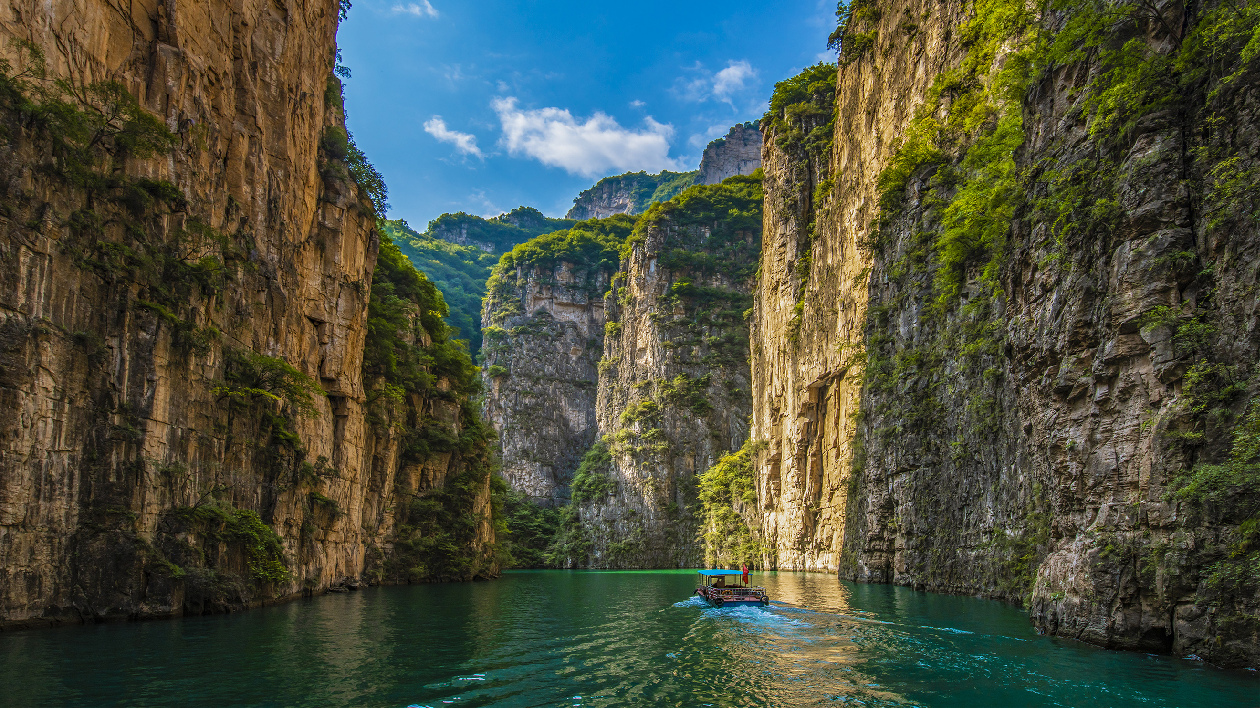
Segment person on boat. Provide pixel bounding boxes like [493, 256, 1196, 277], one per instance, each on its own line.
[714, 575, 725, 588]
[741, 564, 749, 586]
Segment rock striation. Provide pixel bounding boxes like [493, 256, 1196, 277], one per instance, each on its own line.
[752, 0, 1260, 668]
[0, 0, 496, 628]
[698, 122, 763, 185]
[480, 238, 621, 505]
[576, 178, 763, 567]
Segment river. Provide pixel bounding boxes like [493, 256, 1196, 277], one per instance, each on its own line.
[0, 570, 1253, 707]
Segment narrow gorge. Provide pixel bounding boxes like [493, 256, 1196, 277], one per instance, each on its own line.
[0, 0, 1255, 676]
[480, 0, 1260, 669]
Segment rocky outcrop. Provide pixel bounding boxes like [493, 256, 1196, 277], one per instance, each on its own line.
[426, 207, 574, 254]
[481, 261, 612, 505]
[566, 170, 697, 220]
[573, 176, 763, 567]
[0, 0, 495, 628]
[698, 123, 762, 185]
[752, 0, 1260, 668]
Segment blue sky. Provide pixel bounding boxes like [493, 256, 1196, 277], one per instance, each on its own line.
[337, 0, 837, 227]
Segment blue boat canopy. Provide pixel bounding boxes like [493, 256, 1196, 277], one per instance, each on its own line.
[697, 569, 745, 576]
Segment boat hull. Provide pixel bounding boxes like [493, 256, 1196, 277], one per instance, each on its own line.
[694, 588, 770, 608]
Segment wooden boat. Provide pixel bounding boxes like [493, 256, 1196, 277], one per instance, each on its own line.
[694, 569, 769, 607]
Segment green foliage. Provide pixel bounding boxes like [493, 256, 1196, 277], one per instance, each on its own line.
[631, 173, 763, 274]
[698, 439, 765, 567]
[364, 230, 479, 399]
[659, 373, 712, 417]
[765, 63, 838, 139]
[1169, 392, 1260, 517]
[426, 206, 577, 254]
[543, 504, 592, 566]
[828, 0, 881, 62]
[214, 349, 323, 417]
[170, 502, 291, 585]
[381, 218, 498, 357]
[569, 441, 616, 504]
[500, 490, 561, 568]
[495, 214, 636, 276]
[388, 465, 497, 581]
[570, 170, 700, 217]
[763, 63, 838, 179]
[873, 0, 1036, 306]
[319, 124, 387, 217]
[620, 399, 661, 427]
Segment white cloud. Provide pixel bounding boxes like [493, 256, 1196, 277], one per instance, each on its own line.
[492, 97, 683, 177]
[712, 61, 756, 102]
[424, 117, 482, 158]
[392, 1, 438, 18]
[676, 60, 759, 106]
[629, 99, 646, 108]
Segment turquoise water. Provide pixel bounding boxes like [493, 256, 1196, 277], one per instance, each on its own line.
[0, 571, 1254, 707]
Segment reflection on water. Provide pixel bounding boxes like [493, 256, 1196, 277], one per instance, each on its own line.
[0, 571, 1253, 707]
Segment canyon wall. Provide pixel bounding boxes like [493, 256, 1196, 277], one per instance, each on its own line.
[0, 0, 495, 627]
[481, 249, 617, 506]
[753, 0, 1259, 668]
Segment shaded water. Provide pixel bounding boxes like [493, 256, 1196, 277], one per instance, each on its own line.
[0, 571, 1254, 707]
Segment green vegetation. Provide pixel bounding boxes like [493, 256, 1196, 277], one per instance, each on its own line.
[382, 218, 498, 357]
[659, 373, 713, 417]
[762, 63, 838, 332]
[168, 502, 291, 585]
[842, 0, 1260, 619]
[425, 206, 576, 254]
[384, 465, 500, 581]
[495, 214, 636, 277]
[764, 62, 838, 154]
[320, 71, 387, 217]
[361, 232, 504, 582]
[698, 439, 765, 568]
[499, 490, 562, 568]
[569, 170, 700, 217]
[482, 214, 636, 329]
[568, 441, 616, 504]
[364, 231, 479, 401]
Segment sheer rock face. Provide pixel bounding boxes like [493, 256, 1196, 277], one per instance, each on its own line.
[566, 175, 654, 220]
[0, 0, 493, 627]
[699, 123, 762, 185]
[752, 0, 1259, 668]
[481, 263, 609, 505]
[583, 212, 759, 568]
[753, 0, 968, 573]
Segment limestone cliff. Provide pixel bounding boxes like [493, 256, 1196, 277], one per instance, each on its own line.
[426, 207, 575, 254]
[0, 0, 496, 628]
[698, 122, 763, 185]
[566, 170, 698, 220]
[568, 176, 763, 568]
[752, 0, 1260, 668]
[480, 216, 634, 505]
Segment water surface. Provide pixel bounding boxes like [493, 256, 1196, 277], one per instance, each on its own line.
[0, 571, 1254, 707]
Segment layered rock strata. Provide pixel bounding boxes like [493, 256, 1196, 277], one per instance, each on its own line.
[752, 0, 1260, 668]
[481, 262, 610, 505]
[0, 0, 495, 627]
